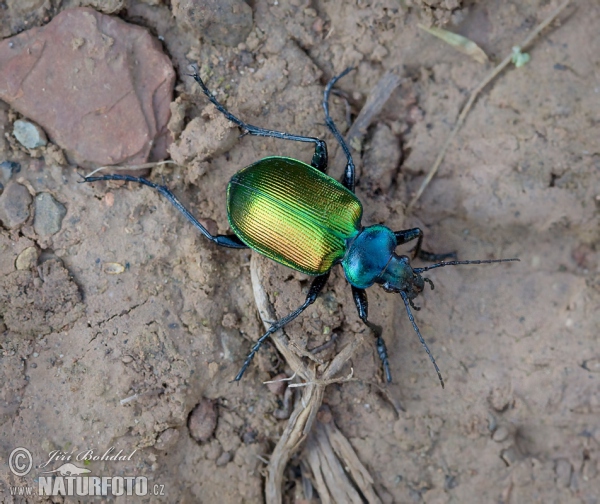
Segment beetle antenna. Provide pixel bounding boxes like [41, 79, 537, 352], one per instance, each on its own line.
[399, 291, 444, 388]
[413, 258, 519, 274]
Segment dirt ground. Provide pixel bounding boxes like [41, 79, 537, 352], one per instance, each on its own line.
[1, 0, 599, 502]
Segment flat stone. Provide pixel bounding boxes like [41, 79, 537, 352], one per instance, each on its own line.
[0, 182, 32, 229]
[33, 192, 66, 236]
[0, 161, 21, 184]
[13, 119, 47, 149]
[0, 8, 175, 168]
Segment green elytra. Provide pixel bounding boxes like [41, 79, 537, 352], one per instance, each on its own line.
[84, 67, 518, 386]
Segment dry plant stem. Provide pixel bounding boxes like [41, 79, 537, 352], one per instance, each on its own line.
[251, 256, 367, 504]
[305, 416, 381, 504]
[83, 160, 175, 178]
[407, 0, 572, 211]
[325, 420, 378, 498]
[307, 425, 364, 504]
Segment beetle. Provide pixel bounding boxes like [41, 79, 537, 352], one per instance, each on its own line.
[84, 67, 517, 387]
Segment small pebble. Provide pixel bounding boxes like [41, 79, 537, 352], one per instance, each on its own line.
[242, 430, 257, 444]
[121, 355, 133, 364]
[155, 428, 180, 451]
[188, 398, 218, 443]
[500, 446, 519, 466]
[0, 161, 21, 182]
[221, 312, 238, 329]
[555, 459, 572, 488]
[103, 262, 125, 275]
[13, 119, 48, 149]
[33, 192, 66, 236]
[492, 426, 509, 442]
[215, 451, 231, 466]
[583, 359, 600, 373]
[266, 373, 288, 396]
[16, 246, 39, 270]
[0, 182, 32, 229]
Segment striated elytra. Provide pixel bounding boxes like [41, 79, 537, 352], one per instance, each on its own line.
[84, 67, 518, 387]
[227, 156, 362, 276]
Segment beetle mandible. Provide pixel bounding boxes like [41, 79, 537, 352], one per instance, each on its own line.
[84, 67, 518, 387]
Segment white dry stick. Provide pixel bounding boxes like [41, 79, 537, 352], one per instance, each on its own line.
[251, 255, 369, 504]
[84, 160, 175, 178]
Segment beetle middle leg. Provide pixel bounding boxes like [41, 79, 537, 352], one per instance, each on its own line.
[351, 286, 392, 383]
[190, 71, 328, 173]
[235, 272, 331, 381]
[394, 228, 457, 261]
[82, 174, 248, 249]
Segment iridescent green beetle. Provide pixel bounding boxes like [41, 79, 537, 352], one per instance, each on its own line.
[85, 68, 517, 386]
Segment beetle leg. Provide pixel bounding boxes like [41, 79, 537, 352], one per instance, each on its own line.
[400, 291, 444, 388]
[82, 174, 248, 249]
[323, 67, 357, 193]
[394, 228, 456, 261]
[234, 272, 330, 381]
[351, 286, 392, 383]
[190, 71, 328, 173]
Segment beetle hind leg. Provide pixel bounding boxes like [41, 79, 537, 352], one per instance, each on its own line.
[190, 70, 328, 173]
[351, 286, 392, 383]
[234, 272, 331, 381]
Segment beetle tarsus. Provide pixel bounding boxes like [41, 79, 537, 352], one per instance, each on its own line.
[409, 298, 421, 311]
[351, 286, 393, 382]
[376, 336, 393, 383]
[400, 291, 445, 389]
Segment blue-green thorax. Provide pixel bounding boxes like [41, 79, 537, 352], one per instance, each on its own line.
[341, 225, 424, 299]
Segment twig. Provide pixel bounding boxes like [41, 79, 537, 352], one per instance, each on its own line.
[407, 0, 572, 211]
[288, 368, 354, 388]
[251, 255, 367, 504]
[84, 160, 175, 178]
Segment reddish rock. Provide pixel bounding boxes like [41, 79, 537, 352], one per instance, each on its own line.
[0, 8, 175, 168]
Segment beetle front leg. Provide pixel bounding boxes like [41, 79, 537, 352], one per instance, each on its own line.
[351, 286, 392, 383]
[234, 272, 331, 381]
[394, 228, 456, 261]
